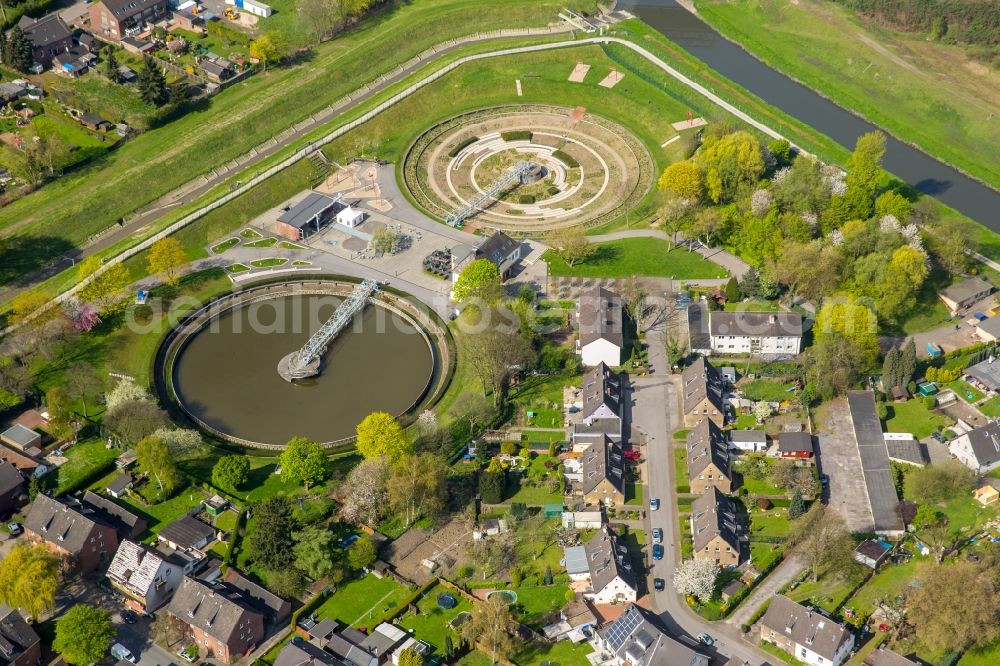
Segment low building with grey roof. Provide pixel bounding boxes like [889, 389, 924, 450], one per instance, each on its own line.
[577, 435, 625, 507]
[0, 462, 24, 516]
[863, 647, 919, 666]
[157, 515, 215, 552]
[273, 637, 344, 666]
[964, 357, 1000, 391]
[759, 595, 855, 666]
[939, 276, 993, 314]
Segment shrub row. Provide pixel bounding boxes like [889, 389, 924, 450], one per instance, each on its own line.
[289, 587, 330, 630]
[222, 507, 248, 568]
[551, 149, 579, 168]
[500, 130, 532, 142]
[380, 578, 438, 624]
[448, 136, 477, 158]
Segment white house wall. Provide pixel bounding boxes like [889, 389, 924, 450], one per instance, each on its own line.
[580, 339, 622, 367]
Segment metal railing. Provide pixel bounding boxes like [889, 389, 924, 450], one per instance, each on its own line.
[287, 278, 378, 376]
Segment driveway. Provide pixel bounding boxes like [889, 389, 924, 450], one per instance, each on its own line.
[814, 400, 875, 534]
[725, 555, 804, 629]
[634, 313, 775, 665]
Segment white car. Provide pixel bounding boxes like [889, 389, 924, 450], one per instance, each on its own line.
[111, 643, 136, 664]
[652, 528, 663, 543]
[650, 498, 660, 511]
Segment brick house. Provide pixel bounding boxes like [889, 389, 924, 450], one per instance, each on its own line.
[89, 0, 169, 42]
[578, 436, 626, 507]
[686, 419, 732, 494]
[572, 362, 624, 448]
[0, 462, 25, 517]
[0, 605, 41, 666]
[690, 487, 742, 567]
[681, 357, 725, 427]
[15, 13, 74, 68]
[167, 577, 264, 664]
[23, 493, 118, 574]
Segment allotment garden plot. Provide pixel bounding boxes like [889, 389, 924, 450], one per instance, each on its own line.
[404, 105, 653, 234]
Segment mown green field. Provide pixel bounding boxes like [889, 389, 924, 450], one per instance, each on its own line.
[543, 237, 725, 278]
[695, 0, 1000, 191]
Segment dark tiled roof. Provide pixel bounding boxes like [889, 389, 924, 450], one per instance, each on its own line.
[16, 13, 72, 48]
[940, 277, 992, 305]
[581, 362, 622, 421]
[97, 0, 164, 21]
[709, 311, 802, 338]
[681, 357, 725, 416]
[0, 605, 39, 663]
[585, 526, 636, 596]
[579, 286, 623, 349]
[598, 604, 708, 666]
[274, 639, 344, 666]
[854, 539, 890, 565]
[158, 515, 214, 550]
[580, 436, 625, 498]
[690, 487, 740, 553]
[864, 648, 919, 666]
[961, 422, 1000, 467]
[81, 491, 146, 537]
[167, 577, 261, 644]
[276, 192, 336, 230]
[686, 419, 730, 479]
[475, 231, 518, 267]
[106, 473, 133, 495]
[24, 494, 105, 555]
[0, 462, 23, 497]
[761, 595, 853, 662]
[778, 432, 813, 454]
[222, 568, 291, 625]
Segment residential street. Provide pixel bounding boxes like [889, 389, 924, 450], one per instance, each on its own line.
[633, 314, 775, 666]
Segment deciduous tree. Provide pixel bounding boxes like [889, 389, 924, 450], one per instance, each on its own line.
[453, 259, 502, 304]
[905, 460, 975, 504]
[772, 241, 842, 301]
[814, 296, 880, 366]
[388, 453, 447, 527]
[347, 534, 377, 571]
[136, 435, 181, 496]
[786, 504, 855, 582]
[212, 454, 250, 491]
[147, 237, 187, 286]
[840, 132, 886, 219]
[78, 261, 132, 313]
[0, 543, 59, 620]
[694, 130, 764, 203]
[907, 560, 1000, 652]
[460, 597, 518, 664]
[341, 456, 390, 525]
[249, 33, 284, 72]
[874, 191, 912, 222]
[463, 316, 536, 405]
[298, 0, 338, 43]
[293, 525, 337, 579]
[45, 385, 75, 440]
[65, 361, 102, 419]
[280, 437, 330, 489]
[106, 400, 169, 445]
[657, 161, 702, 201]
[545, 226, 595, 267]
[672, 558, 719, 603]
[53, 605, 115, 665]
[397, 648, 423, 666]
[355, 412, 412, 462]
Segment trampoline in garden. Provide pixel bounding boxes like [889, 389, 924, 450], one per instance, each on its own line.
[437, 593, 458, 610]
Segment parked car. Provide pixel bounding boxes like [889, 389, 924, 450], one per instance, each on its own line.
[652, 544, 663, 560]
[111, 644, 136, 664]
[650, 498, 660, 511]
[697, 633, 714, 647]
[819, 473, 829, 487]
[6, 522, 20, 535]
[652, 528, 663, 544]
[931, 432, 947, 443]
[654, 578, 665, 591]
[121, 610, 138, 625]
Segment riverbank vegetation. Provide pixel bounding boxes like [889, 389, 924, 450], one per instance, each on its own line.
[695, 0, 1000, 192]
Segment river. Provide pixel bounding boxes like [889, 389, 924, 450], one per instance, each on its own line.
[621, 0, 1000, 232]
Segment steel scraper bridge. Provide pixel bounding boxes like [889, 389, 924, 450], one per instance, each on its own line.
[277, 279, 379, 381]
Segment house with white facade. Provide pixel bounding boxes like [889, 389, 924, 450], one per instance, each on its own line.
[950, 422, 1000, 474]
[729, 430, 767, 453]
[577, 287, 623, 368]
[592, 604, 709, 666]
[451, 231, 523, 283]
[759, 595, 855, 666]
[580, 526, 637, 605]
[709, 311, 803, 356]
[107, 540, 184, 613]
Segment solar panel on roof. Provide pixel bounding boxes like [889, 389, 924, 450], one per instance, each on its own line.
[605, 606, 642, 649]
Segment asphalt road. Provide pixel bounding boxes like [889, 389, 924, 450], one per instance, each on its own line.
[634, 313, 776, 666]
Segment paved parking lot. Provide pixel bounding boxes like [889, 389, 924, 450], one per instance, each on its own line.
[814, 399, 875, 533]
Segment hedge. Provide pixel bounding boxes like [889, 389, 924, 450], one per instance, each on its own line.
[517, 194, 535, 204]
[447, 136, 477, 158]
[722, 552, 784, 617]
[223, 507, 248, 567]
[551, 150, 579, 168]
[380, 578, 438, 624]
[289, 587, 330, 630]
[747, 598, 772, 626]
[500, 130, 532, 142]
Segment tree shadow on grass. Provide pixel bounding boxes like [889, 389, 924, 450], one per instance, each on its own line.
[0, 235, 77, 287]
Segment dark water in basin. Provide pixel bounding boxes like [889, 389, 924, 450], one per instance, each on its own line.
[621, 0, 1000, 232]
[174, 294, 434, 445]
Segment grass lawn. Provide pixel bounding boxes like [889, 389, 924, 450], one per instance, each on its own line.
[512, 583, 571, 629]
[244, 238, 277, 248]
[733, 413, 759, 430]
[212, 238, 240, 253]
[625, 482, 643, 506]
[524, 407, 561, 429]
[279, 241, 304, 249]
[883, 400, 954, 439]
[760, 640, 807, 666]
[240, 228, 262, 239]
[513, 639, 593, 666]
[520, 429, 567, 445]
[741, 378, 796, 402]
[980, 395, 1000, 419]
[945, 380, 984, 404]
[786, 570, 866, 616]
[844, 559, 919, 620]
[456, 653, 492, 666]
[249, 257, 288, 267]
[292, 260, 311, 266]
[51, 439, 118, 496]
[37, 71, 157, 128]
[314, 574, 412, 628]
[506, 481, 562, 507]
[695, 0, 1000, 192]
[959, 643, 1000, 666]
[227, 263, 251, 273]
[543, 238, 725, 279]
[396, 583, 471, 653]
[750, 542, 782, 571]
[118, 486, 209, 537]
[748, 508, 791, 541]
[674, 447, 689, 493]
[724, 299, 784, 312]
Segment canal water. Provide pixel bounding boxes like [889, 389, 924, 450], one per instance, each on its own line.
[622, 0, 1000, 232]
[173, 294, 434, 445]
